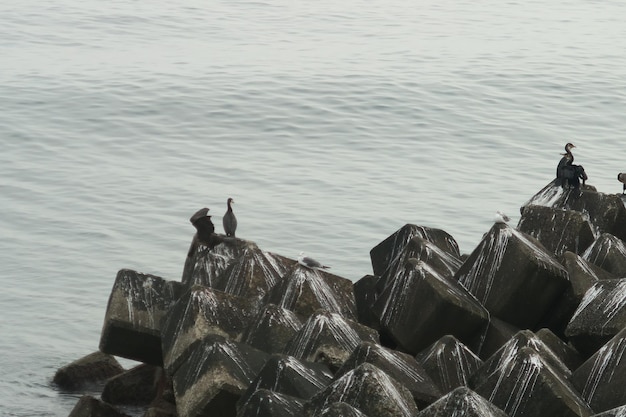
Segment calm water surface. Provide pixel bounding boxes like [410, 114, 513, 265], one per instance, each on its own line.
[1, 0, 625, 415]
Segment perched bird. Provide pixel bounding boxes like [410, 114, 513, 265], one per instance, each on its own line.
[556, 142, 575, 183]
[494, 210, 510, 224]
[189, 207, 221, 254]
[555, 143, 587, 189]
[223, 197, 237, 237]
[618, 173, 626, 194]
[298, 252, 330, 270]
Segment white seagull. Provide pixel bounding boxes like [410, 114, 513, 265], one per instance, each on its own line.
[494, 210, 511, 224]
[298, 252, 330, 270]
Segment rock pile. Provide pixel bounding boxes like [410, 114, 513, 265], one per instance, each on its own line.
[58, 182, 626, 417]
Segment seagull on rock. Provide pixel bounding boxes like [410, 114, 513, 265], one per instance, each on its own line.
[494, 210, 511, 224]
[298, 252, 330, 270]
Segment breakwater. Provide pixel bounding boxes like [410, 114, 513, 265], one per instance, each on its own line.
[56, 181, 626, 417]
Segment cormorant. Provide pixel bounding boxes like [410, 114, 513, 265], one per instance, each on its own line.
[298, 252, 330, 270]
[556, 143, 575, 186]
[223, 198, 237, 237]
[555, 143, 587, 189]
[619, 173, 626, 194]
[189, 207, 222, 255]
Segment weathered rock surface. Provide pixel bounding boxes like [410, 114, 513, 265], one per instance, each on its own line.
[99, 269, 182, 365]
[70, 184, 626, 417]
[592, 405, 626, 416]
[211, 243, 293, 301]
[239, 354, 332, 406]
[242, 304, 302, 355]
[563, 250, 617, 283]
[53, 351, 124, 390]
[472, 347, 593, 417]
[565, 278, 626, 356]
[336, 342, 441, 408]
[316, 402, 368, 417]
[172, 337, 269, 417]
[455, 223, 569, 329]
[376, 236, 463, 292]
[518, 204, 595, 256]
[144, 392, 178, 417]
[160, 285, 255, 374]
[263, 264, 357, 321]
[352, 275, 379, 329]
[304, 363, 418, 417]
[571, 326, 626, 413]
[536, 327, 584, 371]
[67, 395, 130, 417]
[283, 310, 378, 371]
[582, 233, 626, 277]
[416, 335, 483, 394]
[523, 182, 626, 242]
[372, 259, 489, 354]
[415, 387, 508, 417]
[541, 251, 610, 337]
[370, 224, 461, 277]
[471, 330, 572, 386]
[182, 236, 247, 288]
[236, 389, 304, 417]
[101, 364, 162, 405]
[478, 317, 520, 360]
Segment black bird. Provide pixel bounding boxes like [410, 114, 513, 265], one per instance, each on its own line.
[556, 143, 575, 186]
[223, 198, 237, 237]
[555, 143, 587, 190]
[188, 207, 222, 255]
[618, 173, 626, 194]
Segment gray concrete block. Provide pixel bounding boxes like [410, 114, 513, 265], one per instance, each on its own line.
[99, 269, 182, 365]
[263, 265, 357, 321]
[583, 233, 626, 277]
[536, 328, 583, 372]
[473, 347, 593, 417]
[182, 235, 248, 288]
[283, 310, 378, 372]
[415, 387, 508, 417]
[242, 304, 302, 355]
[370, 224, 460, 277]
[565, 278, 626, 356]
[161, 285, 255, 374]
[336, 341, 441, 408]
[353, 275, 379, 330]
[53, 351, 123, 390]
[478, 317, 519, 360]
[172, 338, 269, 417]
[518, 204, 595, 256]
[236, 390, 304, 417]
[212, 243, 293, 301]
[67, 395, 130, 417]
[305, 363, 418, 417]
[317, 402, 368, 417]
[239, 354, 332, 406]
[523, 182, 626, 243]
[455, 223, 569, 329]
[101, 364, 162, 406]
[472, 330, 572, 386]
[571, 326, 626, 413]
[373, 259, 489, 354]
[416, 335, 483, 395]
